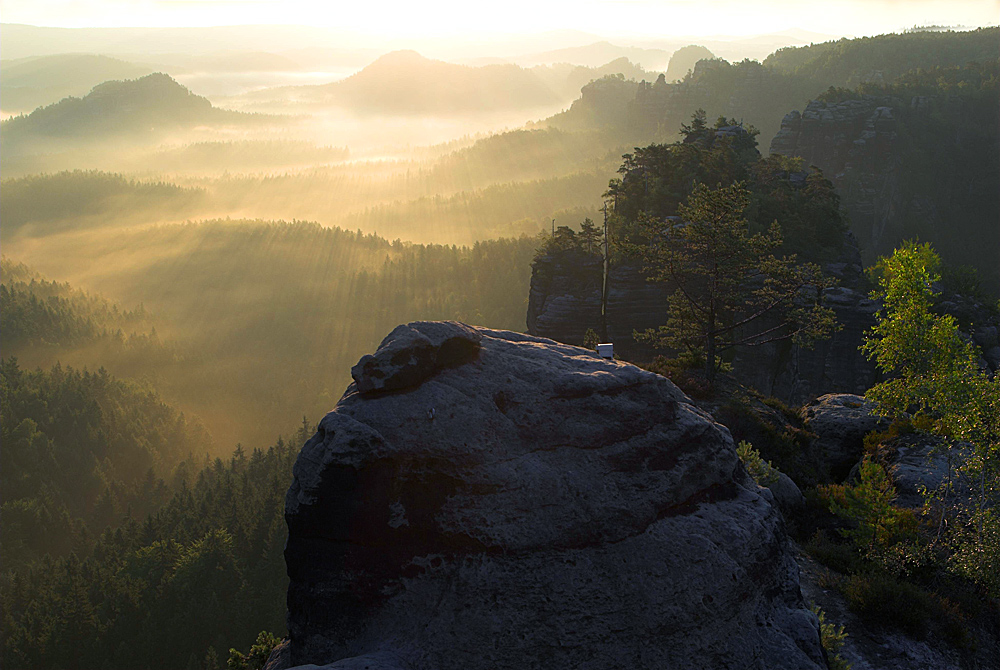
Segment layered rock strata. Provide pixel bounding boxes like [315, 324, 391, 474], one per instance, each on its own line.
[284, 321, 826, 670]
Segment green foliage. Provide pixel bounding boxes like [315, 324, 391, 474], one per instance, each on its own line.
[939, 264, 989, 305]
[819, 458, 919, 569]
[605, 116, 765, 233]
[736, 440, 780, 486]
[0, 170, 204, 235]
[577, 218, 602, 254]
[713, 395, 817, 485]
[947, 509, 1000, 598]
[810, 604, 851, 670]
[0, 358, 212, 570]
[1, 429, 302, 669]
[863, 242, 1000, 594]
[765, 27, 1000, 89]
[1, 258, 171, 369]
[641, 355, 713, 399]
[843, 572, 935, 638]
[582, 328, 601, 350]
[863, 241, 979, 418]
[228, 630, 280, 670]
[804, 530, 864, 576]
[621, 181, 838, 381]
[839, 571, 970, 646]
[748, 154, 845, 256]
[832, 62, 1000, 294]
[5, 225, 540, 447]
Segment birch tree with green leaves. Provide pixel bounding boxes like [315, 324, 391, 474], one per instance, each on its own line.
[863, 241, 1000, 595]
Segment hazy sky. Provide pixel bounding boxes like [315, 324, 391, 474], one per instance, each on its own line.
[1, 0, 998, 39]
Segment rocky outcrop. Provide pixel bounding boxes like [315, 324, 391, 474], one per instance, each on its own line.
[526, 234, 999, 406]
[526, 248, 668, 362]
[728, 233, 882, 402]
[800, 394, 889, 481]
[769, 95, 1000, 295]
[881, 437, 952, 510]
[770, 98, 909, 268]
[284, 321, 826, 670]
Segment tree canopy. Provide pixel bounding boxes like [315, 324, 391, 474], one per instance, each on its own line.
[620, 181, 838, 381]
[863, 241, 1000, 595]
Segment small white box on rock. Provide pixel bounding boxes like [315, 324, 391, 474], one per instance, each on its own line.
[596, 343, 614, 359]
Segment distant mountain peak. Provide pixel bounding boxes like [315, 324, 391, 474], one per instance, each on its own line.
[1, 71, 232, 142]
[370, 49, 435, 65]
[88, 71, 193, 95]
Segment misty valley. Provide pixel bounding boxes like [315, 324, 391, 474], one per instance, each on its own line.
[1, 19, 999, 670]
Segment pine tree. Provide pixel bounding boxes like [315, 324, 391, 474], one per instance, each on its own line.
[621, 182, 838, 382]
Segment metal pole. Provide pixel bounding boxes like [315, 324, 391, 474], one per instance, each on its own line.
[601, 202, 610, 342]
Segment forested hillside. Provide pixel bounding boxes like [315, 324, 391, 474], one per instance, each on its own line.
[0, 54, 154, 114]
[764, 27, 1000, 87]
[2, 18, 998, 670]
[544, 27, 1000, 146]
[1, 359, 213, 570]
[772, 60, 1000, 292]
[3, 225, 539, 446]
[1, 423, 301, 670]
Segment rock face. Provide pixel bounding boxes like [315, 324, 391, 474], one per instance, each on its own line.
[284, 321, 825, 670]
[769, 95, 999, 295]
[728, 233, 882, 402]
[526, 248, 668, 362]
[769, 99, 902, 266]
[800, 394, 889, 481]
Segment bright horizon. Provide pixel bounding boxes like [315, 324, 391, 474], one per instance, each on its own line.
[2, 0, 998, 42]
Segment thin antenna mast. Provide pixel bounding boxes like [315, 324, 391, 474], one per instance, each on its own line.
[601, 201, 610, 342]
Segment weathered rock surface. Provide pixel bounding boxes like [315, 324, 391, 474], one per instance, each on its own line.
[263, 640, 292, 670]
[858, 434, 974, 511]
[526, 248, 666, 362]
[883, 438, 952, 510]
[351, 321, 482, 395]
[768, 471, 806, 516]
[800, 394, 889, 481]
[284, 321, 825, 670]
[729, 233, 885, 402]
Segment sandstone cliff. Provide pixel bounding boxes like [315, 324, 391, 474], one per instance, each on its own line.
[770, 93, 999, 295]
[283, 321, 826, 669]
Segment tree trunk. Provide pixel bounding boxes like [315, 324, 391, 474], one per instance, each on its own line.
[705, 309, 716, 383]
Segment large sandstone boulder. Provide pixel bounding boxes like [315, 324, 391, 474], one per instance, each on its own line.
[284, 321, 825, 670]
[801, 393, 889, 481]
